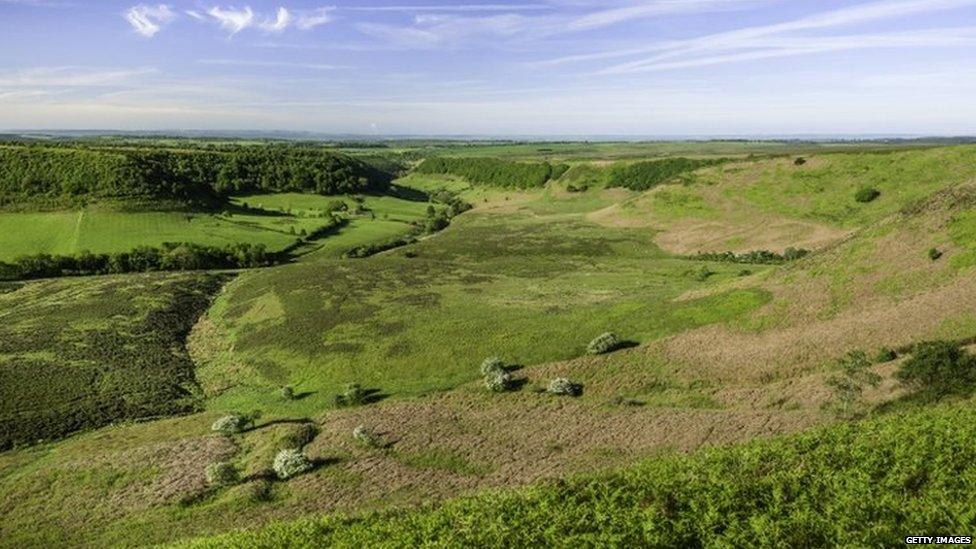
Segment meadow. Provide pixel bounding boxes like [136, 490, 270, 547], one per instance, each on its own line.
[1, 139, 976, 548]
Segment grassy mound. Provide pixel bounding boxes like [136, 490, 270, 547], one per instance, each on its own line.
[0, 274, 226, 448]
[183, 401, 976, 547]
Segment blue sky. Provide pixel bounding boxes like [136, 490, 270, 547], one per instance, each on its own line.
[1, 0, 975, 135]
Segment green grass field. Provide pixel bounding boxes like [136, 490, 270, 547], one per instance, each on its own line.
[2, 141, 976, 549]
[202, 193, 770, 417]
[0, 192, 433, 262]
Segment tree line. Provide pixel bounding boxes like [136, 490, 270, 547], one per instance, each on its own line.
[608, 157, 725, 191]
[414, 157, 567, 188]
[0, 144, 393, 210]
[0, 242, 278, 280]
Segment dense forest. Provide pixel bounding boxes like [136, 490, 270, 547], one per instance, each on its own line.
[608, 157, 724, 190]
[414, 157, 564, 188]
[0, 144, 393, 210]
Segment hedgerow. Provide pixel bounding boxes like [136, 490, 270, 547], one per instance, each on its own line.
[0, 241, 278, 281]
[692, 248, 810, 264]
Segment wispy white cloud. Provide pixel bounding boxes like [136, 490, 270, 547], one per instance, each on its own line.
[197, 59, 346, 70]
[564, 0, 763, 32]
[208, 5, 254, 34]
[544, 0, 976, 72]
[259, 7, 292, 32]
[295, 7, 334, 30]
[342, 4, 551, 12]
[356, 0, 762, 48]
[599, 28, 976, 74]
[0, 66, 157, 87]
[124, 4, 176, 37]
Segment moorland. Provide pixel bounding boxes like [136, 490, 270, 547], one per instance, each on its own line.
[1, 136, 976, 547]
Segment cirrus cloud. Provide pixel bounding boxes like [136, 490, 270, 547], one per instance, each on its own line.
[124, 4, 176, 37]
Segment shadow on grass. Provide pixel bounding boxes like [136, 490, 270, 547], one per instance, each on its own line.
[243, 417, 314, 433]
[615, 340, 640, 351]
[384, 184, 430, 202]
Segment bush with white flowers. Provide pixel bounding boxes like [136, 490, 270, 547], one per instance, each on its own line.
[480, 356, 506, 376]
[211, 413, 249, 435]
[485, 371, 514, 392]
[353, 425, 382, 448]
[548, 377, 583, 396]
[273, 448, 313, 480]
[586, 332, 620, 355]
[205, 461, 239, 487]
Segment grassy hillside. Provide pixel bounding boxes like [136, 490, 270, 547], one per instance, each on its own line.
[181, 400, 976, 548]
[0, 274, 225, 449]
[2, 142, 976, 548]
[201, 200, 769, 416]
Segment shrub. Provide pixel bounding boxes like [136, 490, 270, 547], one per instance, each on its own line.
[280, 423, 319, 449]
[587, 332, 621, 355]
[353, 425, 382, 448]
[928, 247, 943, 261]
[211, 413, 255, 435]
[794, 157, 807, 166]
[273, 448, 314, 480]
[895, 340, 976, 398]
[782, 247, 808, 261]
[548, 378, 583, 396]
[875, 348, 897, 363]
[247, 480, 274, 502]
[824, 350, 882, 419]
[694, 265, 715, 282]
[485, 371, 514, 393]
[854, 186, 881, 203]
[205, 461, 239, 487]
[333, 383, 367, 407]
[280, 386, 295, 400]
[480, 356, 506, 376]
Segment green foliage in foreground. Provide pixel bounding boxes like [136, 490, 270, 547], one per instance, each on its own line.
[0, 274, 225, 449]
[608, 157, 725, 191]
[183, 402, 976, 548]
[414, 157, 555, 188]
